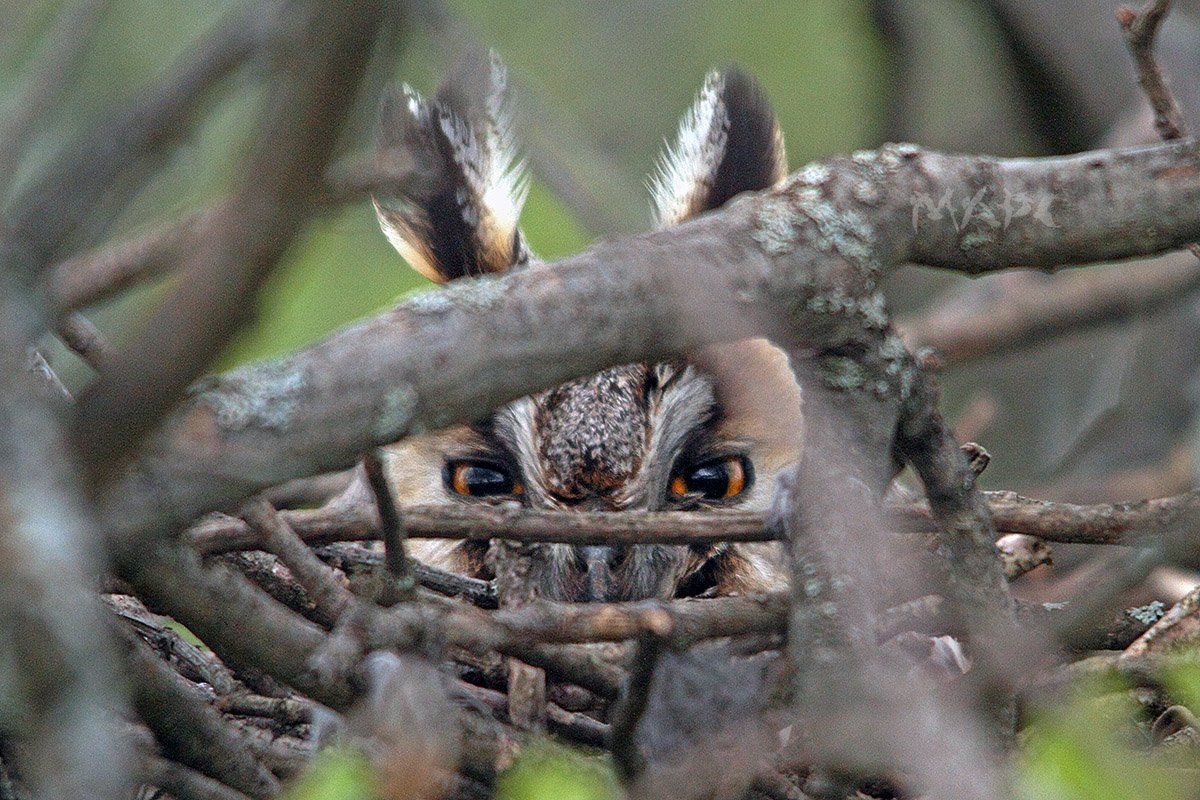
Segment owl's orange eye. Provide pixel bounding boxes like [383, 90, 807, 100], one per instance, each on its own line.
[670, 456, 750, 500]
[446, 461, 523, 497]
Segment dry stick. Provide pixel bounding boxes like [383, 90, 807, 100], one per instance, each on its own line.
[188, 487, 1200, 553]
[217, 694, 314, 728]
[114, 538, 348, 708]
[1123, 584, 1200, 657]
[120, 628, 279, 800]
[1120, 0, 1189, 142]
[107, 592, 239, 695]
[71, 0, 391, 475]
[91, 138, 1200, 548]
[492, 540, 549, 731]
[362, 450, 416, 603]
[242, 499, 355, 623]
[457, 681, 609, 749]
[316, 543, 497, 608]
[610, 627, 672, 781]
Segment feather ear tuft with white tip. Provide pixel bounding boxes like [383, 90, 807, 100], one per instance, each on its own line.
[650, 68, 787, 228]
[373, 50, 530, 283]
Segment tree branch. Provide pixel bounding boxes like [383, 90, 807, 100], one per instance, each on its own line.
[71, 0, 391, 474]
[84, 139, 1200, 550]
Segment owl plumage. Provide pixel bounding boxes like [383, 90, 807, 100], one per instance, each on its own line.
[375, 54, 802, 602]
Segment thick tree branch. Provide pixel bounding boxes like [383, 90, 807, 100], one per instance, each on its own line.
[86, 139, 1200, 549]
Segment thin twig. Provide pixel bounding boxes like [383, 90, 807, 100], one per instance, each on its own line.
[1119, 0, 1188, 141]
[242, 499, 355, 623]
[362, 450, 416, 603]
[187, 486, 1200, 553]
[120, 627, 279, 799]
[610, 629, 672, 781]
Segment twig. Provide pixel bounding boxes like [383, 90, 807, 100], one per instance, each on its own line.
[107, 592, 239, 695]
[242, 499, 355, 624]
[1119, 0, 1188, 141]
[1123, 582, 1200, 657]
[610, 630, 671, 781]
[362, 450, 416, 603]
[217, 694, 314, 728]
[456, 681, 609, 748]
[188, 486, 1200, 554]
[121, 627, 279, 800]
[492, 540, 548, 730]
[138, 754, 256, 800]
[315, 543, 497, 608]
[56, 312, 114, 369]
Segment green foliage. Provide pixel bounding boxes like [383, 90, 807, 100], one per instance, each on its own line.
[1017, 676, 1191, 800]
[496, 741, 618, 800]
[283, 746, 380, 800]
[1163, 659, 1200, 716]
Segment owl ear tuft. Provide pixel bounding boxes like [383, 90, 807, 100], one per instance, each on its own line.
[650, 68, 787, 228]
[373, 50, 530, 283]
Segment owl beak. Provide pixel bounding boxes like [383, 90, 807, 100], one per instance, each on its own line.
[580, 545, 616, 602]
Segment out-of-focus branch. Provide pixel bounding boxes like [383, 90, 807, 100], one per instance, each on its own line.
[0, 276, 131, 799]
[899, 254, 1200, 366]
[71, 0, 392, 475]
[46, 147, 425, 317]
[138, 754, 257, 800]
[57, 312, 114, 369]
[0, 0, 109, 193]
[1, 3, 264, 287]
[610, 631, 670, 781]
